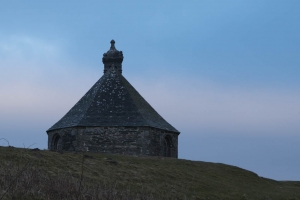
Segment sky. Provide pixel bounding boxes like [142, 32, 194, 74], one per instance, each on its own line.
[0, 0, 299, 181]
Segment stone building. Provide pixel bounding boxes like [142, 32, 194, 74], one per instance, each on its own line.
[47, 40, 180, 157]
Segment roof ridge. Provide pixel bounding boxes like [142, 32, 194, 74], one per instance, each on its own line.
[115, 71, 149, 126]
[47, 70, 109, 131]
[118, 73, 179, 133]
[76, 69, 113, 126]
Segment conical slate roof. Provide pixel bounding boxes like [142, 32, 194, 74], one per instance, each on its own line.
[47, 66, 179, 133]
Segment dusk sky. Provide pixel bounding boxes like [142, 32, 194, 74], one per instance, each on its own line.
[0, 1, 299, 180]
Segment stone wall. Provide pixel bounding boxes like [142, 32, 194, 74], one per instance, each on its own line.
[47, 126, 178, 158]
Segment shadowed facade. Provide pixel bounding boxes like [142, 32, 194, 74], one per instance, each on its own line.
[47, 40, 180, 157]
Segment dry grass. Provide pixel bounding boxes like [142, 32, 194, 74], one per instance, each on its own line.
[0, 146, 299, 199]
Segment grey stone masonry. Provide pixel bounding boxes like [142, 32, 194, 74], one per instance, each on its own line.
[47, 126, 178, 158]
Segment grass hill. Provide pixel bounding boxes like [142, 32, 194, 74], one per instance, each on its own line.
[0, 146, 299, 199]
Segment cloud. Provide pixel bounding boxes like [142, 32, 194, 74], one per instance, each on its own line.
[0, 35, 65, 85]
[0, 35, 97, 123]
[129, 75, 300, 135]
[1, 35, 299, 142]
[0, 35, 62, 62]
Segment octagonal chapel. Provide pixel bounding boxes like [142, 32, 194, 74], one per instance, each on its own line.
[47, 40, 180, 158]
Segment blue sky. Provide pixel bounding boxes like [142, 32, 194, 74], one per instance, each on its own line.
[0, 1, 299, 180]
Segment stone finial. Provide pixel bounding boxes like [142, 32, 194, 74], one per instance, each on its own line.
[110, 40, 116, 50]
[102, 40, 124, 74]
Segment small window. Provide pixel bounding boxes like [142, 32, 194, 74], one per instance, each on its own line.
[163, 135, 172, 157]
[53, 135, 62, 150]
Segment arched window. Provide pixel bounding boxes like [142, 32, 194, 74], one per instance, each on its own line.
[163, 135, 172, 157]
[53, 135, 62, 150]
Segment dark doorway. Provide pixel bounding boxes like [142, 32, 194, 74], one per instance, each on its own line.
[53, 135, 62, 150]
[163, 135, 172, 157]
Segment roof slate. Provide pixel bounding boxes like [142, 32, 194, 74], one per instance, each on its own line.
[47, 66, 179, 133]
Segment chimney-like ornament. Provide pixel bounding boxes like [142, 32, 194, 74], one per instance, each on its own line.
[102, 40, 124, 74]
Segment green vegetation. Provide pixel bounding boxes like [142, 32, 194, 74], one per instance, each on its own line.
[0, 146, 299, 199]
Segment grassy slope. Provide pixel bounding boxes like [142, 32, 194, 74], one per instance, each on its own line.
[0, 146, 299, 199]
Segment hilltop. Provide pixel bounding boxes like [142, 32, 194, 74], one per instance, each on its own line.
[0, 146, 299, 199]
